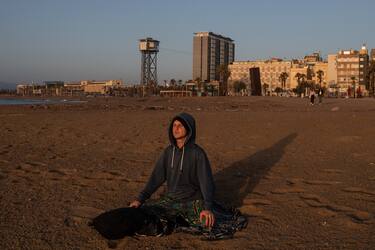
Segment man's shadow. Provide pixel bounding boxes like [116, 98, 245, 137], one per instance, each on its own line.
[214, 133, 297, 207]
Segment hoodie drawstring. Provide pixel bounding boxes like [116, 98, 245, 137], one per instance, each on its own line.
[171, 146, 175, 168]
[171, 146, 185, 171]
[180, 147, 185, 171]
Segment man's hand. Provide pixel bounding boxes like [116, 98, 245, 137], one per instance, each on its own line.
[129, 200, 142, 208]
[200, 210, 215, 228]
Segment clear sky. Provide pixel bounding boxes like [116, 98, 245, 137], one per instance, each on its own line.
[0, 0, 373, 84]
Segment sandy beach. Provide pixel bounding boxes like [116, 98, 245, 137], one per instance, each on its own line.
[0, 96, 374, 249]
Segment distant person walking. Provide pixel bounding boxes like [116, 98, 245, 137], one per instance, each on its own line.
[310, 89, 315, 105]
[318, 88, 324, 104]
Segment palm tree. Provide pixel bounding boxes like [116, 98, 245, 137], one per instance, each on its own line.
[233, 81, 247, 94]
[351, 76, 356, 98]
[262, 83, 269, 95]
[295, 73, 307, 86]
[275, 87, 283, 95]
[278, 72, 289, 90]
[194, 77, 201, 95]
[295, 73, 307, 96]
[295, 73, 303, 85]
[170, 79, 176, 87]
[301, 74, 308, 96]
[217, 64, 231, 96]
[316, 70, 324, 88]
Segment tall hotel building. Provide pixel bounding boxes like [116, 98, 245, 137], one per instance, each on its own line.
[336, 45, 369, 90]
[193, 32, 235, 82]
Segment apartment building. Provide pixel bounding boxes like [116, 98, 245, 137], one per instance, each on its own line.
[228, 59, 292, 92]
[327, 54, 337, 86]
[336, 45, 369, 92]
[193, 32, 235, 82]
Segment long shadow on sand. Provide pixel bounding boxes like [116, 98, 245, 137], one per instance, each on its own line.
[214, 133, 297, 207]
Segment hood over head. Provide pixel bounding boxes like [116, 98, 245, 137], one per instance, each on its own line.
[168, 112, 196, 147]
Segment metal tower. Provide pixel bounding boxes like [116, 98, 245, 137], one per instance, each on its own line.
[139, 38, 159, 85]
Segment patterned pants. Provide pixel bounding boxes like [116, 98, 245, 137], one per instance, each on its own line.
[142, 195, 247, 240]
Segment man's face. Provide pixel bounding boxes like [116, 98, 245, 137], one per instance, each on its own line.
[172, 120, 187, 140]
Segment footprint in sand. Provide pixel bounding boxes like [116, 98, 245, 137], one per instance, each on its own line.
[239, 204, 259, 216]
[239, 204, 276, 225]
[70, 205, 104, 219]
[251, 191, 268, 196]
[271, 187, 305, 194]
[300, 194, 343, 217]
[285, 178, 304, 185]
[331, 205, 373, 222]
[103, 170, 130, 182]
[242, 198, 272, 206]
[48, 169, 70, 181]
[0, 159, 10, 167]
[86, 170, 126, 181]
[5, 127, 13, 132]
[336, 135, 361, 143]
[0, 150, 9, 155]
[72, 180, 96, 188]
[300, 194, 327, 204]
[13, 164, 39, 177]
[0, 144, 12, 155]
[103, 170, 123, 176]
[347, 211, 372, 222]
[66, 206, 105, 226]
[300, 193, 373, 223]
[25, 161, 48, 168]
[303, 180, 341, 186]
[9, 163, 69, 184]
[322, 169, 344, 174]
[127, 159, 153, 165]
[263, 174, 280, 181]
[71, 170, 130, 187]
[342, 187, 375, 196]
[300, 195, 337, 218]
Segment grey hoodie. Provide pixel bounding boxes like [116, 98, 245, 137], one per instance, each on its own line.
[137, 113, 215, 210]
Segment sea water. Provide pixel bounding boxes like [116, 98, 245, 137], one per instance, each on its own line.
[0, 98, 86, 105]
